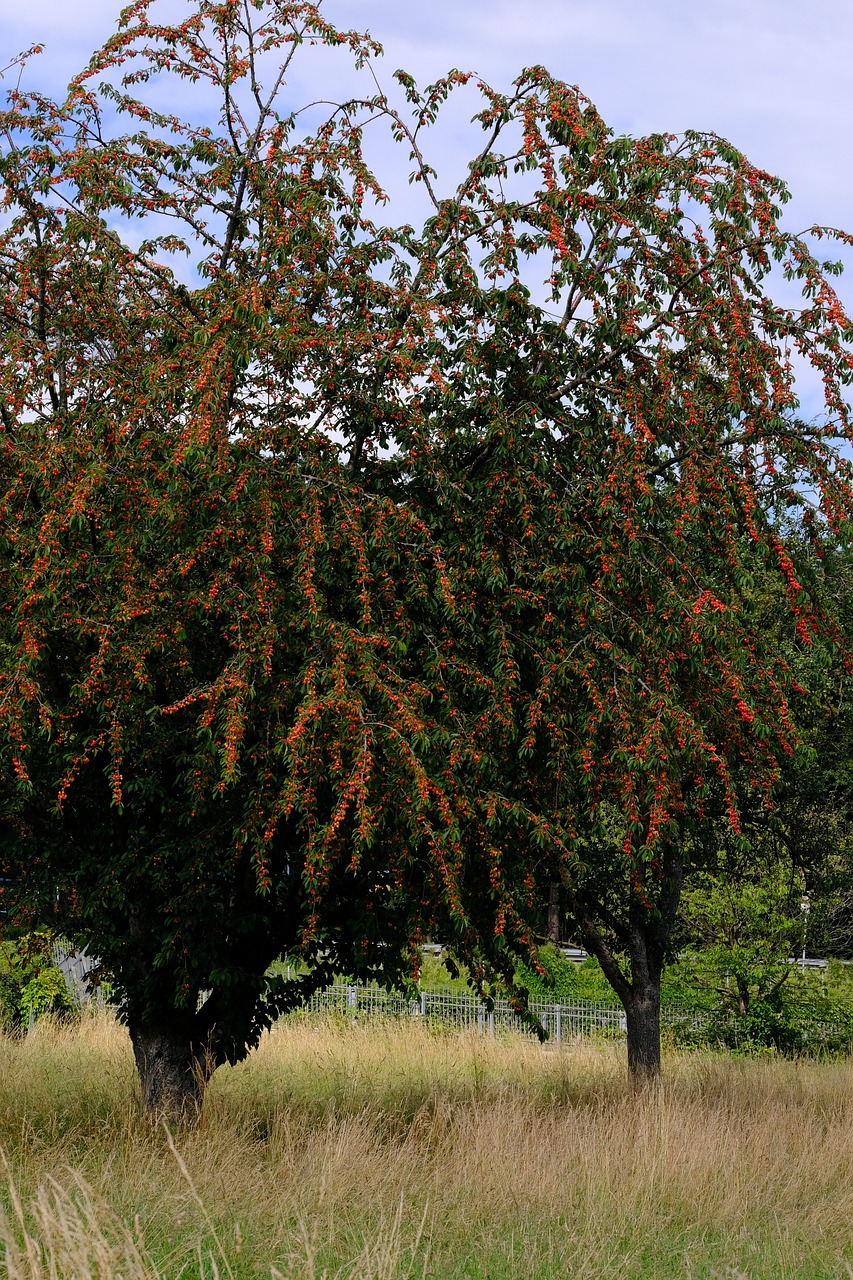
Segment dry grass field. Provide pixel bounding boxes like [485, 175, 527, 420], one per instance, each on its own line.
[1, 1011, 853, 1278]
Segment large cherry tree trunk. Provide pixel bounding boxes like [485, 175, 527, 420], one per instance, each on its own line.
[562, 845, 683, 1085]
[622, 930, 664, 1083]
[115, 849, 306, 1126]
[129, 1018, 217, 1125]
[121, 915, 331, 1126]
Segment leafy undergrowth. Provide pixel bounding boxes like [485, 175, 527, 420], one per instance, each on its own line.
[2, 1012, 853, 1278]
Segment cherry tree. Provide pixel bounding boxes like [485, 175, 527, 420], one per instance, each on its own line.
[2, 0, 852, 1114]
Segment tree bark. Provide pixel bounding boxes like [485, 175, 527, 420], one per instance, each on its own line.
[547, 879, 562, 943]
[129, 1020, 216, 1126]
[621, 892, 666, 1083]
[560, 841, 683, 1086]
[623, 968, 662, 1083]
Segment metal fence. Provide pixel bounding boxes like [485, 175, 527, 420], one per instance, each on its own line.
[301, 981, 853, 1048]
[304, 982, 631, 1044]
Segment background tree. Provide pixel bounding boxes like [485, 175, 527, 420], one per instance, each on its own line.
[2, 0, 853, 1113]
[557, 528, 853, 1067]
[670, 534, 853, 1031]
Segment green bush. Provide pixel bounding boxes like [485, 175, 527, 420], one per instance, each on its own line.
[516, 946, 616, 1002]
[19, 966, 75, 1021]
[0, 970, 22, 1031]
[1, 932, 77, 1025]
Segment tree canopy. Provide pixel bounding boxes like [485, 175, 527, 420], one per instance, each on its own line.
[2, 0, 853, 1113]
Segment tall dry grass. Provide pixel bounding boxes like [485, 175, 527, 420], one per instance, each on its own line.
[2, 1010, 853, 1277]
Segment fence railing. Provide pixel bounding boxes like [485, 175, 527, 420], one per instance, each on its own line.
[301, 982, 853, 1048]
[51, 946, 853, 1049]
[306, 982, 631, 1043]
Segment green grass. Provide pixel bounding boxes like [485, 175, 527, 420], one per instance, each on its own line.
[2, 1010, 853, 1278]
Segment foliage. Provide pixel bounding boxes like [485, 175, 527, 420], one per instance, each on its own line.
[18, 965, 74, 1022]
[650, 535, 853, 1050]
[1, 0, 853, 1104]
[416, 952, 473, 995]
[661, 861, 853, 1054]
[517, 947, 615, 1003]
[0, 969, 21, 1031]
[556, 529, 853, 1070]
[0, 931, 73, 1029]
[674, 866, 801, 1015]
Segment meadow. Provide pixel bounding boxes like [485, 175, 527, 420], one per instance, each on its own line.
[1, 1012, 853, 1279]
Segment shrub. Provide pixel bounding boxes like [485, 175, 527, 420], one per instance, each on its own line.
[18, 966, 75, 1022]
[0, 970, 22, 1031]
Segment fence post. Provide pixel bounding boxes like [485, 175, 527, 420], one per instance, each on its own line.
[488, 1010, 495, 1037]
[420, 991, 427, 1017]
[478, 1005, 485, 1034]
[346, 985, 357, 1010]
[555, 1006, 562, 1047]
